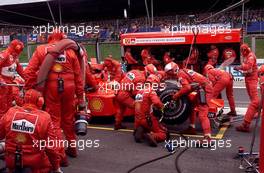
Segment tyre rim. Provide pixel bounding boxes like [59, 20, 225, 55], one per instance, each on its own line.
[162, 94, 184, 119]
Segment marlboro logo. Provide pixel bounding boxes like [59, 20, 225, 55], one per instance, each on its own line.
[11, 112, 38, 134]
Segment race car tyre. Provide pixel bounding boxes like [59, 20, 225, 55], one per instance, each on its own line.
[155, 80, 191, 125]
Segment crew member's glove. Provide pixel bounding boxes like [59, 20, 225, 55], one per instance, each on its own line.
[190, 83, 199, 90]
[172, 93, 180, 101]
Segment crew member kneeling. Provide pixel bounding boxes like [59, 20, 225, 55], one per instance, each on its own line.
[0, 89, 62, 173]
[134, 74, 167, 147]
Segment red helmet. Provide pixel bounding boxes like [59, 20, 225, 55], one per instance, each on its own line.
[24, 89, 44, 108]
[240, 43, 251, 57]
[146, 74, 160, 84]
[8, 39, 24, 55]
[48, 30, 66, 43]
[204, 64, 214, 72]
[103, 58, 113, 68]
[207, 46, 219, 59]
[144, 64, 157, 76]
[164, 62, 179, 73]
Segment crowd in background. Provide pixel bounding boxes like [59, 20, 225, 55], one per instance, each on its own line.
[0, 9, 263, 44]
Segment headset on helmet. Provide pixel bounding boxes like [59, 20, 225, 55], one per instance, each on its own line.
[164, 62, 179, 73]
[24, 89, 44, 108]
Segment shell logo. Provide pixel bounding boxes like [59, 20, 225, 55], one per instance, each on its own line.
[224, 36, 232, 40]
[53, 63, 63, 72]
[90, 98, 104, 112]
[15, 133, 27, 144]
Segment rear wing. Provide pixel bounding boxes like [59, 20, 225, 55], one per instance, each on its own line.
[120, 29, 242, 46]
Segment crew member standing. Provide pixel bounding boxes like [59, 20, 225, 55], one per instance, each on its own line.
[234, 44, 259, 132]
[203, 64, 236, 116]
[207, 45, 219, 66]
[0, 39, 24, 117]
[24, 31, 85, 163]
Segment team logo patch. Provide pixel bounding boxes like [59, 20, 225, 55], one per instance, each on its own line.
[15, 133, 27, 144]
[126, 72, 135, 81]
[53, 63, 63, 72]
[11, 112, 38, 134]
[187, 70, 195, 76]
[135, 93, 143, 101]
[90, 98, 104, 112]
[55, 54, 66, 63]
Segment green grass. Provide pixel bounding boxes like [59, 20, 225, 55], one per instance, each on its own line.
[1, 37, 264, 63]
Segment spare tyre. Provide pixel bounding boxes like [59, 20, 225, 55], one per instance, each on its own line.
[155, 80, 191, 125]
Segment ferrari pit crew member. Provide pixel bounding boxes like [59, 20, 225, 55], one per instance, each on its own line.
[165, 62, 213, 140]
[234, 44, 259, 132]
[103, 56, 123, 82]
[258, 65, 264, 173]
[134, 74, 167, 147]
[141, 47, 159, 66]
[203, 64, 236, 116]
[24, 31, 85, 163]
[0, 89, 62, 173]
[219, 48, 237, 69]
[182, 47, 199, 72]
[114, 70, 146, 130]
[0, 39, 25, 117]
[207, 45, 219, 66]
[124, 47, 138, 65]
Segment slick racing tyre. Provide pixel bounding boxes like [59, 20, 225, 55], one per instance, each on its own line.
[155, 80, 191, 125]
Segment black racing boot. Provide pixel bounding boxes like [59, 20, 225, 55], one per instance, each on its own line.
[66, 147, 77, 158]
[134, 126, 145, 143]
[236, 121, 250, 132]
[144, 133, 158, 147]
[60, 157, 69, 167]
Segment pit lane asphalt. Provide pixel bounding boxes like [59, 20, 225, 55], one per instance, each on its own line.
[63, 121, 260, 173]
[63, 87, 260, 173]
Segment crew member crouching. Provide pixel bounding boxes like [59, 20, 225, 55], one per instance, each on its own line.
[0, 89, 62, 173]
[134, 74, 167, 147]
